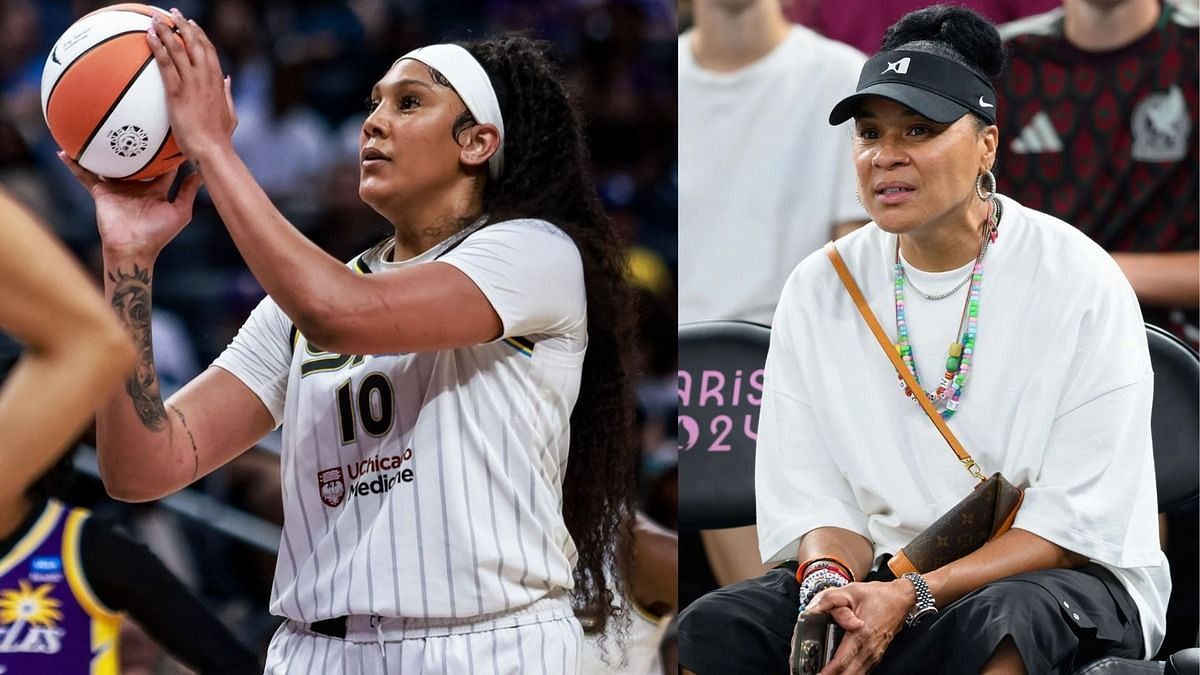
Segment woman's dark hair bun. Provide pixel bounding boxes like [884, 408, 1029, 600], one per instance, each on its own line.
[880, 5, 1004, 78]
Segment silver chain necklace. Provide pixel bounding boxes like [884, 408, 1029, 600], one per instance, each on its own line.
[899, 198, 1001, 301]
[900, 266, 973, 300]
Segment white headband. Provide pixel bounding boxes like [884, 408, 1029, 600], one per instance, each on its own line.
[400, 44, 505, 179]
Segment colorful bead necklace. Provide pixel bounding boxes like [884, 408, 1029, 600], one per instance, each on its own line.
[893, 197, 1001, 419]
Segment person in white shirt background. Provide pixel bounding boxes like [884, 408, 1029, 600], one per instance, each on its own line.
[677, 0, 869, 600]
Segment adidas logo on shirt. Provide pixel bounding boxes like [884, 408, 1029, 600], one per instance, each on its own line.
[1011, 111, 1063, 154]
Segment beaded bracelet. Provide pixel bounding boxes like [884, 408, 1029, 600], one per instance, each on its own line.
[802, 559, 852, 584]
[797, 568, 849, 611]
[797, 556, 854, 584]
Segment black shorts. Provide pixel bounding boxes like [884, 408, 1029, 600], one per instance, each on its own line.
[678, 562, 1143, 675]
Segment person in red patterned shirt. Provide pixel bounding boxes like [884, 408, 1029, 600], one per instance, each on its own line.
[993, 0, 1199, 347]
[786, 0, 1060, 54]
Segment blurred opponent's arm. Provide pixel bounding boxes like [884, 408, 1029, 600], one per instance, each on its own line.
[0, 188, 135, 503]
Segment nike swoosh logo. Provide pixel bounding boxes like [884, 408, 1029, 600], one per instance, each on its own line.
[51, 47, 61, 65]
[979, 96, 994, 108]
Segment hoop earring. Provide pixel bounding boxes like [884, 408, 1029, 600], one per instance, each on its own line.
[975, 170, 997, 201]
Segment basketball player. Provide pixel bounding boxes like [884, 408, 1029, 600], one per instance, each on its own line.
[61, 10, 638, 674]
[0, 191, 135, 671]
[0, 358, 262, 675]
[0, 190, 259, 674]
[0, 190, 133, 521]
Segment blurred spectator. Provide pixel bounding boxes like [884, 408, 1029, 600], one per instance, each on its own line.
[679, 0, 866, 327]
[678, 0, 865, 593]
[0, 112, 55, 220]
[994, 0, 1198, 347]
[786, 0, 1059, 53]
[578, 0, 678, 270]
[0, 0, 45, 147]
[260, 0, 366, 124]
[231, 58, 336, 227]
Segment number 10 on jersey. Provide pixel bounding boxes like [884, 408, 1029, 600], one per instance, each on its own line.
[335, 373, 396, 444]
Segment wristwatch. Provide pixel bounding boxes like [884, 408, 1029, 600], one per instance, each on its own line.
[902, 572, 938, 627]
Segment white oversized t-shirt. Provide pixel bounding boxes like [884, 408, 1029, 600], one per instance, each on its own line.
[755, 195, 1171, 657]
[678, 25, 867, 325]
[213, 218, 587, 622]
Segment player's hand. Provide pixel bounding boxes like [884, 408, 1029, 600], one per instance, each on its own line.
[805, 580, 912, 674]
[146, 9, 237, 164]
[58, 151, 202, 257]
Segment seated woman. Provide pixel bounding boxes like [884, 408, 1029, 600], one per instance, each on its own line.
[678, 6, 1169, 674]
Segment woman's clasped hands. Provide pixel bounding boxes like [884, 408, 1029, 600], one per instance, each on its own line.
[805, 580, 917, 674]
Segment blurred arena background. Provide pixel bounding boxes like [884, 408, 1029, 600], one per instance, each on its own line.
[0, 0, 679, 671]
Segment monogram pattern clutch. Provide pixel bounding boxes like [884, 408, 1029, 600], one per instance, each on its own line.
[888, 472, 1024, 576]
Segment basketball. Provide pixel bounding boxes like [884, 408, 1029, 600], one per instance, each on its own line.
[41, 3, 184, 181]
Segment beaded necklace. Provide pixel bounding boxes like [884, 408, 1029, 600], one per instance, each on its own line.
[893, 197, 1001, 419]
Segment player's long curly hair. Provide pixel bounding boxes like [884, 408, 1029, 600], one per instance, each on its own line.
[461, 36, 638, 635]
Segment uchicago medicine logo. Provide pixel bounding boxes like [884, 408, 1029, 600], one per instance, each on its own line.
[317, 467, 346, 507]
[317, 449, 416, 508]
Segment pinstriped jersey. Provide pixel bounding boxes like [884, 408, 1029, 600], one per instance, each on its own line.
[0, 500, 121, 674]
[214, 219, 587, 622]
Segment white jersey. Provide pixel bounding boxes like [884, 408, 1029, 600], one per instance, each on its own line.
[756, 195, 1171, 657]
[678, 25, 867, 325]
[213, 218, 588, 622]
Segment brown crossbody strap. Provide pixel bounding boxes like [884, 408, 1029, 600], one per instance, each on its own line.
[823, 242, 986, 483]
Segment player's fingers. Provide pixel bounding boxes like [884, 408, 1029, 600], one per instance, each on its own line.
[173, 170, 204, 215]
[170, 10, 207, 69]
[183, 14, 216, 57]
[191, 20, 219, 73]
[149, 165, 182, 192]
[56, 151, 100, 190]
[152, 11, 191, 74]
[147, 16, 183, 93]
[224, 76, 238, 132]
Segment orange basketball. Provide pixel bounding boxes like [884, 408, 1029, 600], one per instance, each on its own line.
[41, 4, 184, 181]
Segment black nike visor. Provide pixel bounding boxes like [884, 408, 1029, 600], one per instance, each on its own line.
[829, 49, 998, 126]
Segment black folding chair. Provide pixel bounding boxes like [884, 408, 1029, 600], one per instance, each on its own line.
[678, 320, 770, 530]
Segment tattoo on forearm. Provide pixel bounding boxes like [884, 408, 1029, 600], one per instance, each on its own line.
[109, 265, 166, 431]
[168, 404, 200, 481]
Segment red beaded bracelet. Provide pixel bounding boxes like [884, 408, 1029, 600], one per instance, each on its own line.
[797, 556, 855, 584]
